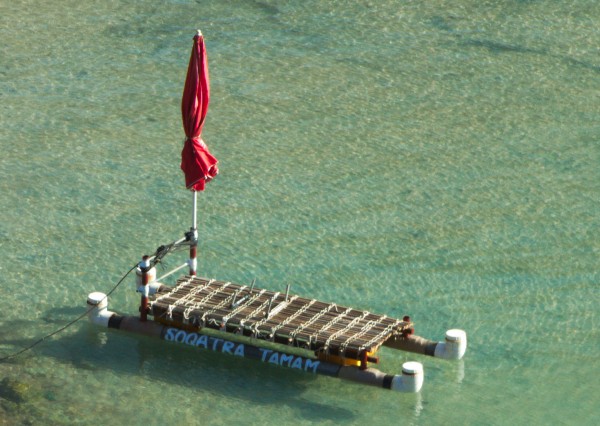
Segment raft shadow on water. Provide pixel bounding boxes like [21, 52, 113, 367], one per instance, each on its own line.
[462, 39, 600, 73]
[15, 311, 357, 422]
[428, 15, 600, 74]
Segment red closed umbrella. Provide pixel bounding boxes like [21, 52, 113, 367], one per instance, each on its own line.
[179, 30, 218, 276]
[180, 30, 218, 191]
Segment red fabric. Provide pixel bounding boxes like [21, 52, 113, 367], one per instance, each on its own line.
[180, 33, 218, 191]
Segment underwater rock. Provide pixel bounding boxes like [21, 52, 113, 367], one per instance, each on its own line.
[0, 377, 30, 403]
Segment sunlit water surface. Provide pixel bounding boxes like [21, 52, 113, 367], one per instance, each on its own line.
[1, 1, 598, 425]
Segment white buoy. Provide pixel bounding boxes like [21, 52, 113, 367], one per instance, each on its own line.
[391, 361, 424, 392]
[86, 292, 115, 327]
[434, 329, 467, 360]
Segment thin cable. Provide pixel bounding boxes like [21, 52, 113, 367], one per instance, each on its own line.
[0, 263, 138, 362]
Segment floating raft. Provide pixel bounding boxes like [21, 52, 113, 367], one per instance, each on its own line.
[87, 270, 466, 393]
[149, 275, 413, 361]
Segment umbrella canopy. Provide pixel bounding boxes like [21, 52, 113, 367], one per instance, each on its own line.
[180, 30, 218, 191]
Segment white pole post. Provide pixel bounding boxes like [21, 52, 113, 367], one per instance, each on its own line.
[189, 190, 198, 275]
[192, 190, 198, 231]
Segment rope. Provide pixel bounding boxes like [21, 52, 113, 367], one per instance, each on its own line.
[0, 263, 138, 362]
[221, 288, 266, 324]
[271, 299, 316, 334]
[0, 234, 192, 362]
[339, 315, 385, 355]
[323, 310, 370, 352]
[251, 295, 299, 334]
[360, 319, 403, 353]
[289, 302, 336, 339]
[198, 282, 239, 321]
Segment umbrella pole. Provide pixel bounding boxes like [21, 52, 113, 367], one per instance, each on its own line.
[189, 190, 198, 275]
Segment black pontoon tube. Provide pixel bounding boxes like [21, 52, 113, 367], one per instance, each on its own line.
[383, 330, 467, 360]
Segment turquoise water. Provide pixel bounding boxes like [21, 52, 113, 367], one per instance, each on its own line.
[1, 0, 598, 424]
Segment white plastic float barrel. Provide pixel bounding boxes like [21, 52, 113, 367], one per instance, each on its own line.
[391, 362, 424, 392]
[434, 329, 467, 360]
[86, 292, 115, 327]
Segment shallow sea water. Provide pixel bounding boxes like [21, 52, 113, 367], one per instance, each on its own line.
[1, 1, 598, 424]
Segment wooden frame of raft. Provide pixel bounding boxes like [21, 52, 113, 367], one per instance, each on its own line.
[149, 275, 413, 365]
